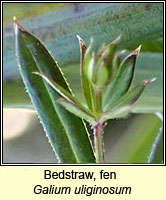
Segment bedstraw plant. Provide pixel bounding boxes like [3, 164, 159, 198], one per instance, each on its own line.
[14, 18, 154, 163]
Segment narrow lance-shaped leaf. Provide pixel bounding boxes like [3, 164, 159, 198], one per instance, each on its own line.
[14, 18, 95, 163]
[77, 35, 86, 71]
[114, 78, 156, 108]
[81, 72, 95, 112]
[77, 36, 95, 112]
[99, 106, 132, 123]
[34, 72, 90, 114]
[57, 98, 95, 125]
[111, 51, 123, 81]
[103, 46, 141, 111]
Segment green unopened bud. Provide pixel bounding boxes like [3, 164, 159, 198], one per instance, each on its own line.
[82, 36, 121, 88]
[84, 53, 95, 82]
[96, 36, 121, 84]
[93, 58, 109, 87]
[84, 52, 109, 87]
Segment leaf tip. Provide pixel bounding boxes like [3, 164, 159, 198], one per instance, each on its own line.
[76, 34, 85, 43]
[77, 34, 86, 52]
[76, 34, 83, 42]
[144, 77, 156, 85]
[132, 45, 142, 56]
[13, 17, 25, 32]
[113, 35, 121, 45]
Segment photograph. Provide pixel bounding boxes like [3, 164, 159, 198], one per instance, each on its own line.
[2, 2, 164, 164]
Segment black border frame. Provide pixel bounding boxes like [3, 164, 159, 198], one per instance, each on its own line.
[1, 1, 165, 166]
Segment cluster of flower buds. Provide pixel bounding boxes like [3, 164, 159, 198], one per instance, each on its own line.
[78, 36, 121, 89]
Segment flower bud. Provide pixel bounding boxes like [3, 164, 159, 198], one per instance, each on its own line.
[83, 36, 121, 88]
[84, 53, 95, 82]
[83, 50, 109, 87]
[96, 36, 121, 83]
[92, 58, 109, 87]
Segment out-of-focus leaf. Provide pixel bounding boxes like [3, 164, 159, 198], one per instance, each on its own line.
[103, 47, 140, 111]
[3, 79, 31, 105]
[147, 127, 163, 164]
[3, 3, 163, 82]
[128, 41, 163, 53]
[14, 20, 95, 163]
[105, 113, 163, 163]
[3, 109, 58, 163]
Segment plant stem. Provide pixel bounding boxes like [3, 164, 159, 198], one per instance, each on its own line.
[93, 87, 105, 163]
[94, 122, 105, 163]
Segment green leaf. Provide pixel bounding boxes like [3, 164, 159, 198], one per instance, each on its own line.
[14, 20, 95, 163]
[77, 35, 87, 70]
[82, 74, 94, 111]
[57, 98, 95, 124]
[34, 72, 89, 114]
[131, 53, 163, 113]
[103, 46, 141, 111]
[147, 127, 163, 164]
[115, 78, 155, 108]
[105, 113, 163, 163]
[81, 42, 95, 111]
[3, 79, 31, 105]
[99, 106, 131, 123]
[128, 40, 163, 53]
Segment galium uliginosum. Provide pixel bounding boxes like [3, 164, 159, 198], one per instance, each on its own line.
[35, 36, 154, 163]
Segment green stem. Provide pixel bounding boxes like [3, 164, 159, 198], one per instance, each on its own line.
[94, 122, 105, 163]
